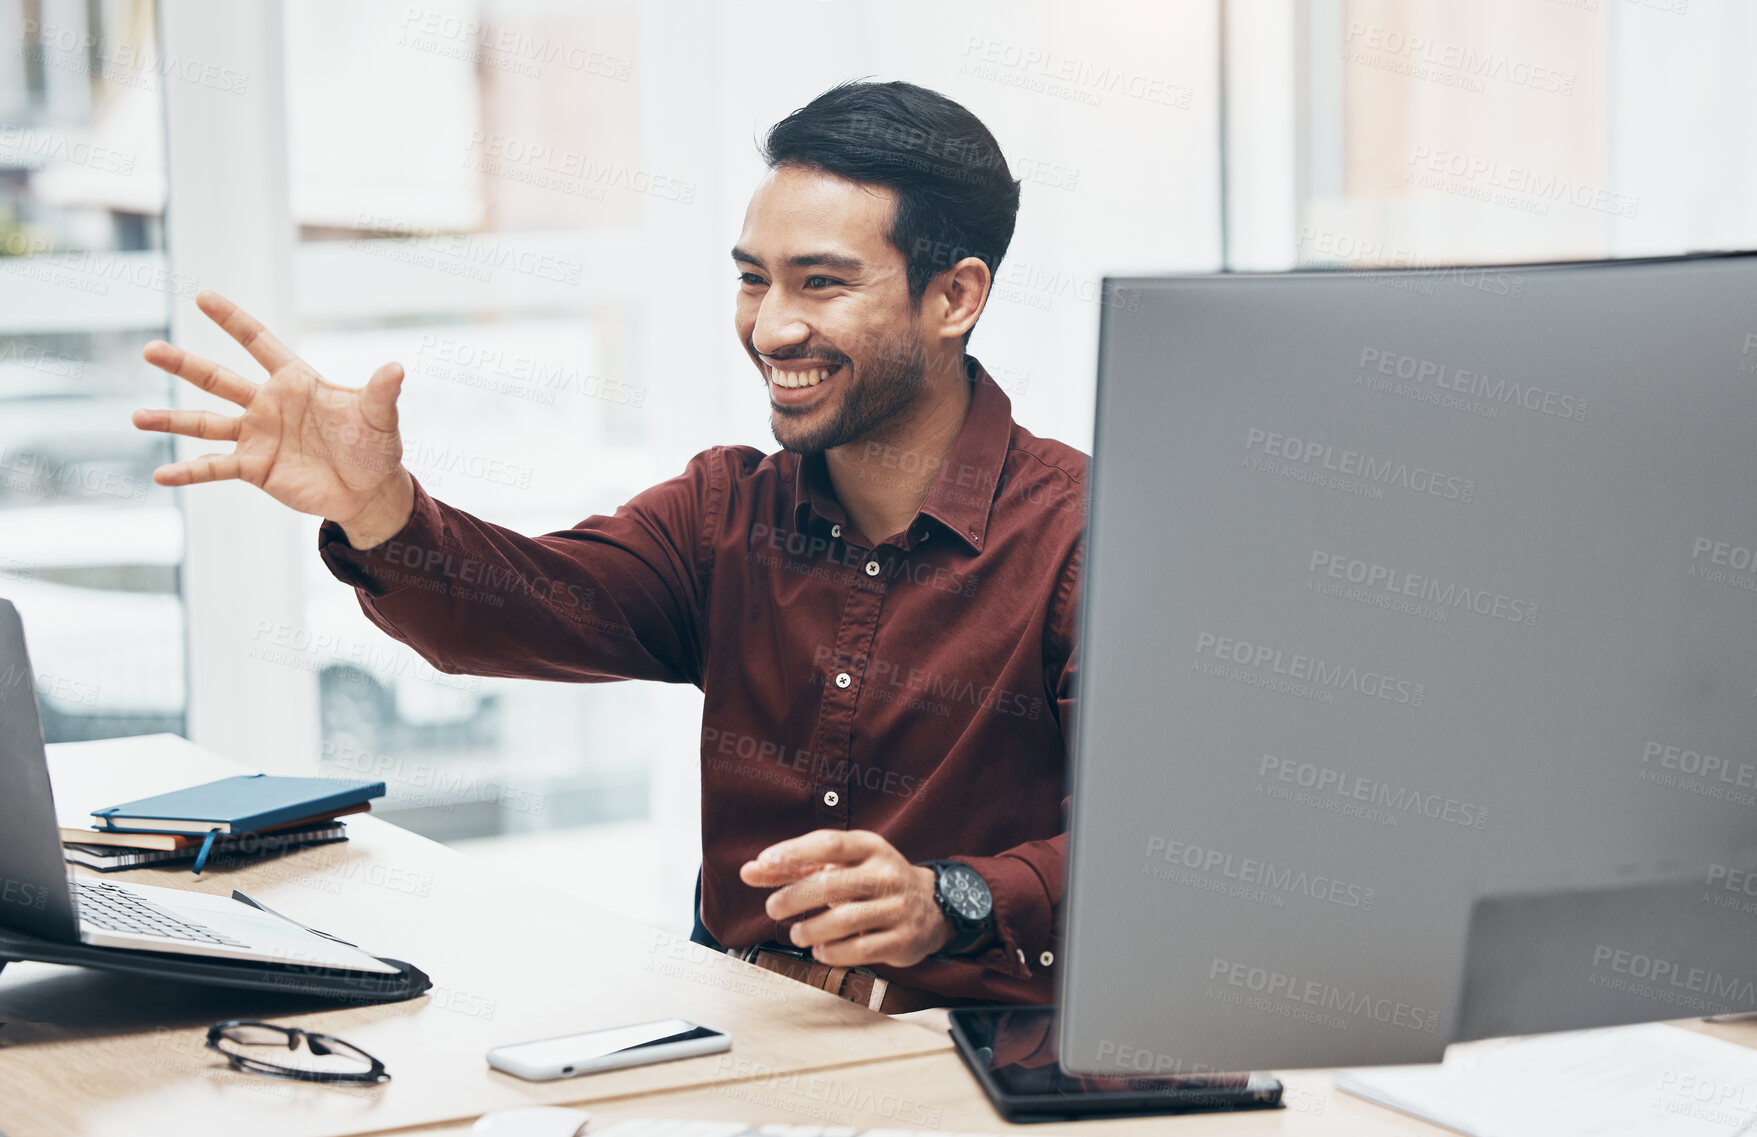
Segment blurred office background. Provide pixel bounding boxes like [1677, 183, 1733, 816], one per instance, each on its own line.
[1, 0, 1751, 933]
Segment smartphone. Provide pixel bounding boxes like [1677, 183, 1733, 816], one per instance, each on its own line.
[485, 1019, 730, 1081]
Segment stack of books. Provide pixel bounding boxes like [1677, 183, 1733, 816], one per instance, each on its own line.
[62, 774, 385, 873]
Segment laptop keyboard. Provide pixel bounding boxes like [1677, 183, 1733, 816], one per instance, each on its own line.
[73, 881, 248, 947]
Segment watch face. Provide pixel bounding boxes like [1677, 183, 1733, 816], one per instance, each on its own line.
[941, 863, 993, 921]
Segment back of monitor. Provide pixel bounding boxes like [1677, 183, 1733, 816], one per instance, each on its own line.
[1061, 255, 1757, 1074]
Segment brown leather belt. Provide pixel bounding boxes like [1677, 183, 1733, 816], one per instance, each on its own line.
[730, 944, 948, 1014]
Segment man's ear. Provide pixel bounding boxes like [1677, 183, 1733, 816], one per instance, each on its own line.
[929, 256, 993, 342]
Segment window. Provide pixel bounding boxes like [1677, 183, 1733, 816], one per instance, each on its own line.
[1225, 0, 1757, 270]
[0, 0, 184, 744]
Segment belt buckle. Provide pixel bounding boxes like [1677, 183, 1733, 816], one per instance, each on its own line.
[746, 940, 812, 963]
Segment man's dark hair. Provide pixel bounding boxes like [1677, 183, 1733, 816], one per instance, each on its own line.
[761, 80, 1021, 341]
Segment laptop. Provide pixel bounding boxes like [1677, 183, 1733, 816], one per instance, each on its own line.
[0, 598, 400, 975]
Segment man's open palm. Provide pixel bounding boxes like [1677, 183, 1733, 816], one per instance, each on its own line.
[132, 290, 413, 545]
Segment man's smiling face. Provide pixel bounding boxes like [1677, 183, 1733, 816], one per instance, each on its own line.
[733, 164, 930, 455]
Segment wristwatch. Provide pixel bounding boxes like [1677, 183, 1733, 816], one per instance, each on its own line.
[921, 859, 995, 957]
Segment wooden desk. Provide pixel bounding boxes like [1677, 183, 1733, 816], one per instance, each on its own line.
[389, 1011, 1757, 1136]
[0, 736, 948, 1137]
[13, 736, 1756, 1137]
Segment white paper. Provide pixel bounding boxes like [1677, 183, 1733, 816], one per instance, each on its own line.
[1335, 1023, 1757, 1137]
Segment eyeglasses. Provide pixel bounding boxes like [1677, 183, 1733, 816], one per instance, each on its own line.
[205, 1020, 390, 1085]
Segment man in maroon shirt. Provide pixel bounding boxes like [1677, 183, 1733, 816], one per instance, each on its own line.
[131, 81, 1085, 1009]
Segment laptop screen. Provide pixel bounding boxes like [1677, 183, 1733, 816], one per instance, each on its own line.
[0, 599, 83, 943]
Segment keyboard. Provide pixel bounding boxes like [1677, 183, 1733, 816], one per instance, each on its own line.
[589, 1123, 997, 1137]
[73, 881, 247, 947]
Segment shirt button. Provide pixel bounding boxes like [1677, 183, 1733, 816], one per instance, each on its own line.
[830, 524, 841, 538]
[834, 672, 851, 689]
[864, 561, 880, 576]
[822, 790, 840, 807]
[1039, 950, 1055, 967]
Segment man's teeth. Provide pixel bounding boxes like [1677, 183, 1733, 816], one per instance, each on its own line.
[769, 365, 833, 389]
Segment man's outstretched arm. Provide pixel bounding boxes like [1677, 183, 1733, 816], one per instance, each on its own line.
[135, 290, 714, 687]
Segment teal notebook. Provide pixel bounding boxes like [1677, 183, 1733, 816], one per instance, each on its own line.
[91, 775, 385, 873]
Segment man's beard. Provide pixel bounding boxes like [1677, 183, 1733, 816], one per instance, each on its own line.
[768, 332, 928, 456]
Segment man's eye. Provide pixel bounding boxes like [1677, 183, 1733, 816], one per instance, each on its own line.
[738, 273, 766, 286]
[804, 276, 844, 289]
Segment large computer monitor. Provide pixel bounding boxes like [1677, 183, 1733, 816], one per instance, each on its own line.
[1061, 253, 1757, 1075]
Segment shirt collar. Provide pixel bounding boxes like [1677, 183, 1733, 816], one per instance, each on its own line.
[790, 355, 1013, 554]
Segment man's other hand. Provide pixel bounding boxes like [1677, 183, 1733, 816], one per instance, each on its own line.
[740, 829, 954, 968]
[132, 290, 414, 549]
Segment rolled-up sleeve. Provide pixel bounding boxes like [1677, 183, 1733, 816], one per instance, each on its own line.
[316, 447, 731, 688]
